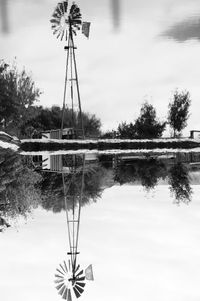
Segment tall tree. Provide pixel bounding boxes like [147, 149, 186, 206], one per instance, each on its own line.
[168, 162, 192, 204]
[0, 60, 41, 136]
[134, 102, 166, 139]
[168, 90, 191, 137]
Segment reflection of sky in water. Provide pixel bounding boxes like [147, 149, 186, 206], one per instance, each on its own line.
[1, 0, 200, 133]
[1, 185, 200, 300]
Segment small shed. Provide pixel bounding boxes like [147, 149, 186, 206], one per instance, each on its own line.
[190, 130, 200, 139]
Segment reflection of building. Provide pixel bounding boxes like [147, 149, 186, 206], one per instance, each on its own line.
[32, 153, 98, 172]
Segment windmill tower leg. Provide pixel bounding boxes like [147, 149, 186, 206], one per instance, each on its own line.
[61, 28, 85, 140]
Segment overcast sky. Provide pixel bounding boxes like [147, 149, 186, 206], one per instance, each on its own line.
[1, 0, 200, 133]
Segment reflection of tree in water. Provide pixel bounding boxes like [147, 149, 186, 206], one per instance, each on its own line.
[0, 149, 41, 221]
[168, 162, 192, 204]
[114, 158, 167, 190]
[40, 164, 107, 213]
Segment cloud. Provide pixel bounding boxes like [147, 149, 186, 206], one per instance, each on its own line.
[161, 17, 200, 42]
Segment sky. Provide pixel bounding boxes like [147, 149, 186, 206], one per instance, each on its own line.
[1, 185, 200, 301]
[1, 0, 200, 133]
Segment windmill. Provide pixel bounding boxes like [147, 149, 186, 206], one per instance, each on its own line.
[50, 1, 91, 139]
[51, 154, 94, 300]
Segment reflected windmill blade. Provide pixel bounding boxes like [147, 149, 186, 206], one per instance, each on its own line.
[63, 1, 68, 13]
[50, 18, 60, 24]
[55, 274, 64, 279]
[73, 286, 81, 298]
[56, 283, 65, 291]
[68, 259, 71, 272]
[76, 270, 83, 278]
[64, 260, 68, 272]
[51, 24, 57, 29]
[55, 7, 62, 17]
[52, 12, 60, 19]
[56, 268, 65, 276]
[57, 31, 62, 39]
[76, 282, 85, 288]
[61, 31, 65, 41]
[58, 2, 65, 14]
[74, 284, 84, 294]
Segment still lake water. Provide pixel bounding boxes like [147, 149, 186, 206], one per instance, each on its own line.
[1, 150, 200, 301]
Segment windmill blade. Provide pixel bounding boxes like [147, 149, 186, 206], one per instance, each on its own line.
[61, 30, 65, 41]
[55, 7, 62, 17]
[64, 260, 68, 273]
[72, 19, 82, 25]
[52, 12, 60, 19]
[67, 289, 72, 301]
[56, 283, 65, 291]
[55, 278, 65, 284]
[50, 18, 60, 24]
[76, 270, 83, 278]
[76, 276, 85, 282]
[74, 284, 84, 295]
[56, 268, 65, 276]
[60, 263, 66, 274]
[68, 259, 71, 272]
[51, 24, 58, 29]
[76, 281, 85, 288]
[58, 2, 65, 14]
[73, 286, 81, 298]
[59, 285, 66, 296]
[62, 288, 68, 300]
[75, 264, 80, 273]
[55, 274, 64, 279]
[57, 31, 62, 39]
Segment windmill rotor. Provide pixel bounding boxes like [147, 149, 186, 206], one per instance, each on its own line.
[55, 261, 87, 299]
[50, 1, 82, 41]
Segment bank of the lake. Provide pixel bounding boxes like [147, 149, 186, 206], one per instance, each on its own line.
[20, 138, 200, 152]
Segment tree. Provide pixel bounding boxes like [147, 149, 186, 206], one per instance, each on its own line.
[117, 122, 136, 139]
[0, 149, 42, 219]
[168, 162, 192, 204]
[134, 102, 166, 139]
[168, 90, 191, 137]
[21, 106, 101, 138]
[0, 60, 41, 136]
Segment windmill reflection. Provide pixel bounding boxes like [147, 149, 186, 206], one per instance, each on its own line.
[41, 154, 94, 300]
